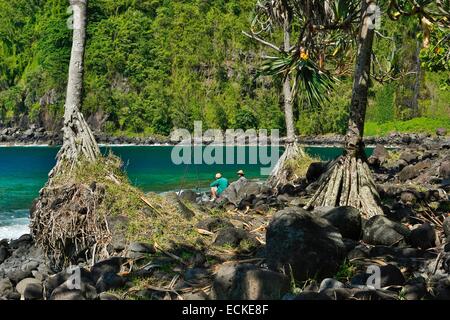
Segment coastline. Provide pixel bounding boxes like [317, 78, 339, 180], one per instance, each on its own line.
[1, 126, 449, 148]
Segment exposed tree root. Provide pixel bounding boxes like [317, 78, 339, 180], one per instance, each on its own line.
[30, 182, 111, 269]
[305, 155, 384, 218]
[49, 109, 100, 180]
[267, 142, 308, 189]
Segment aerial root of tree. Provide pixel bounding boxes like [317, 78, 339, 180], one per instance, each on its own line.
[304, 155, 384, 218]
[50, 108, 100, 179]
[267, 142, 307, 189]
[30, 182, 111, 269]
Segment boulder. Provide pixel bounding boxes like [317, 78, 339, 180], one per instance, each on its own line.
[6, 269, 32, 284]
[213, 227, 256, 249]
[443, 216, 450, 238]
[306, 162, 327, 183]
[370, 144, 389, 164]
[49, 284, 87, 300]
[266, 207, 346, 281]
[400, 191, 417, 205]
[16, 278, 41, 296]
[319, 278, 345, 292]
[400, 152, 419, 164]
[99, 292, 120, 300]
[317, 206, 362, 240]
[398, 165, 418, 182]
[408, 223, 436, 250]
[211, 263, 290, 300]
[0, 278, 14, 298]
[179, 190, 198, 203]
[184, 268, 211, 285]
[378, 264, 405, 287]
[23, 282, 43, 300]
[95, 272, 125, 293]
[403, 277, 427, 300]
[440, 161, 450, 179]
[436, 128, 447, 136]
[127, 242, 155, 254]
[196, 217, 233, 232]
[0, 245, 9, 264]
[90, 257, 125, 282]
[221, 180, 264, 207]
[363, 215, 410, 247]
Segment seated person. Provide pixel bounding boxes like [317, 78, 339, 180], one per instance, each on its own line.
[236, 169, 246, 182]
[210, 172, 229, 201]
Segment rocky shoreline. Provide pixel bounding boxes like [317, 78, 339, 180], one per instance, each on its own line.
[1, 138, 450, 300]
[1, 126, 448, 147]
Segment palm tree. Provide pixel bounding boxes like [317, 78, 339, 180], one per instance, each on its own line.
[50, 0, 99, 179]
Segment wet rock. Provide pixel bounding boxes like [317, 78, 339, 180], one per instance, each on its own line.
[211, 263, 290, 300]
[363, 215, 410, 247]
[408, 223, 436, 250]
[318, 206, 362, 240]
[266, 207, 346, 281]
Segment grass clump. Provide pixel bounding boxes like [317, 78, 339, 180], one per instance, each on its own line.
[284, 153, 321, 180]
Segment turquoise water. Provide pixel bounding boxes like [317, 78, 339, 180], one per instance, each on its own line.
[0, 145, 371, 239]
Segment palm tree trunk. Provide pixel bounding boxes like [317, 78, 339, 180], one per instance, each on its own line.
[50, 0, 99, 178]
[268, 13, 307, 189]
[282, 15, 295, 143]
[305, 0, 383, 217]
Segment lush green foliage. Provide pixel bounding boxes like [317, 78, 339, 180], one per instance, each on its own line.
[0, 0, 448, 136]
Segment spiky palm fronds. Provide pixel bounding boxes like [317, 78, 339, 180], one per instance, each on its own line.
[258, 51, 334, 107]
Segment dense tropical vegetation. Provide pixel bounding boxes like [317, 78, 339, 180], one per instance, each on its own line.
[0, 0, 449, 137]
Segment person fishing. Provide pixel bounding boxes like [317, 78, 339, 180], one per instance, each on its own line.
[210, 172, 229, 201]
[236, 169, 246, 182]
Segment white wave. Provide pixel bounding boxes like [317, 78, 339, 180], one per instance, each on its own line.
[0, 223, 29, 241]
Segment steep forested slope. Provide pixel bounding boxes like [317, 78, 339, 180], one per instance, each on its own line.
[0, 0, 448, 136]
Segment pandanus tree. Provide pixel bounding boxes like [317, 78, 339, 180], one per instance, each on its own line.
[245, 0, 337, 188]
[253, 0, 448, 216]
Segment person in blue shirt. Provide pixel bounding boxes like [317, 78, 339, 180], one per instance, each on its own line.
[210, 173, 229, 201]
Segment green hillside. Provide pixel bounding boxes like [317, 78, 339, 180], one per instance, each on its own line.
[0, 0, 449, 137]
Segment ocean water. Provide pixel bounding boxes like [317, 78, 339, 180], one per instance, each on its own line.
[0, 145, 370, 240]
